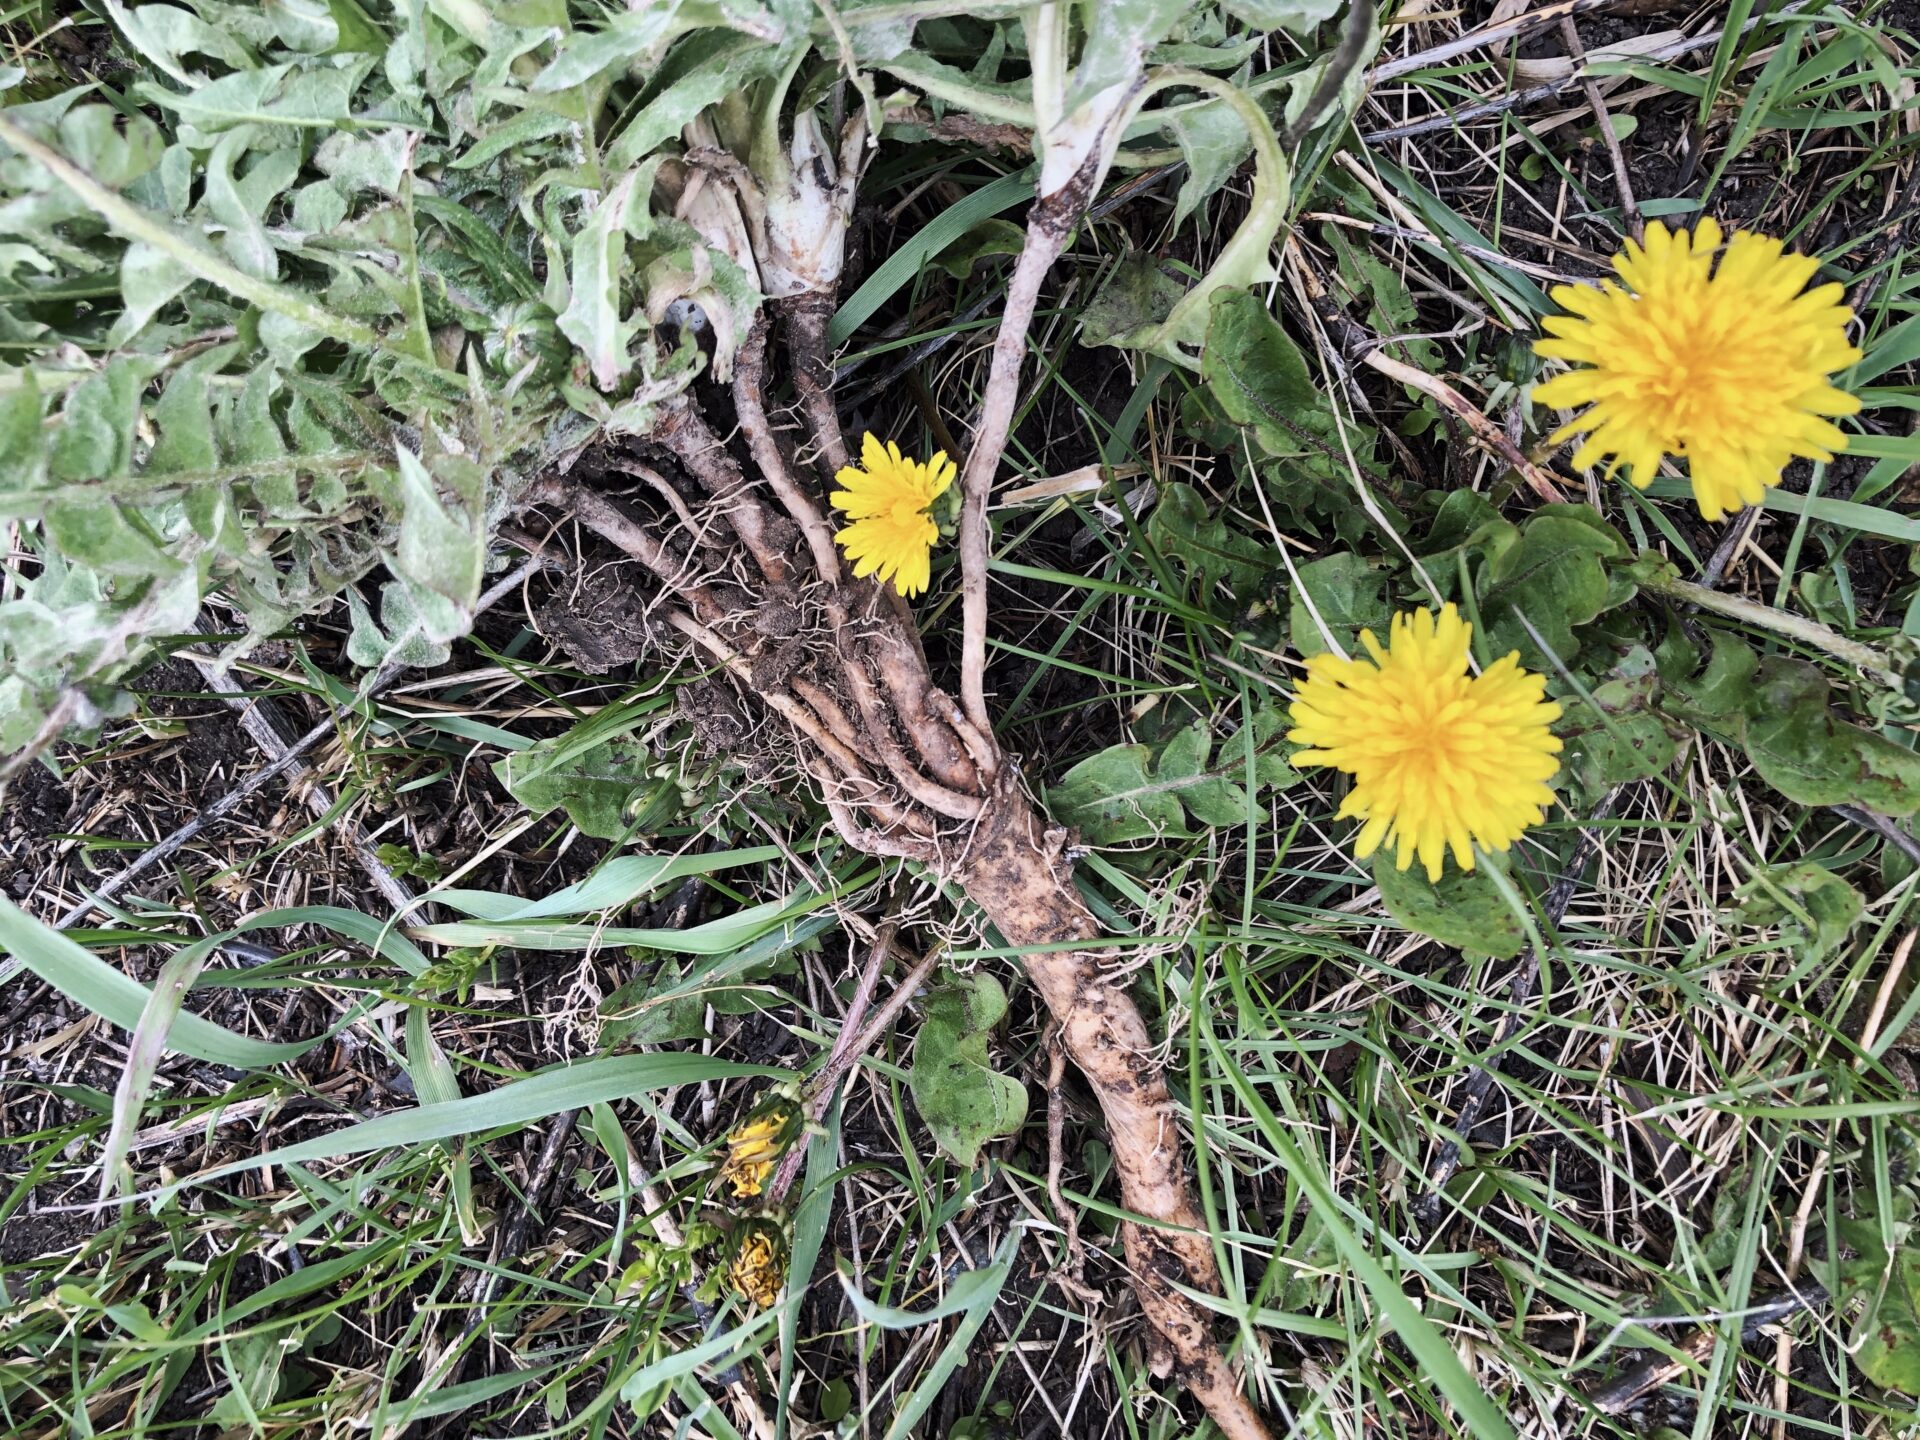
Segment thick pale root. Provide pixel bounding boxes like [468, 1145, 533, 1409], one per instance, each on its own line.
[960, 776, 1271, 1440]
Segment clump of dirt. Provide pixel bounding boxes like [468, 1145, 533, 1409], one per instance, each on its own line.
[533, 561, 658, 673]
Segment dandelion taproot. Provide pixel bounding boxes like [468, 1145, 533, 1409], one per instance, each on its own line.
[1287, 605, 1562, 883]
[1533, 219, 1860, 522]
[830, 433, 955, 597]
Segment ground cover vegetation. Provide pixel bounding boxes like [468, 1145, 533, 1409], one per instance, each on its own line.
[3, 0, 1920, 1436]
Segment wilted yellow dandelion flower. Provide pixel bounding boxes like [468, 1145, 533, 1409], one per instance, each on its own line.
[729, 1227, 785, 1310]
[717, 1108, 791, 1200]
[1287, 605, 1562, 882]
[1533, 218, 1860, 521]
[830, 433, 955, 597]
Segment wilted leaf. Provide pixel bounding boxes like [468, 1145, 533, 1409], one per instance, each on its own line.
[1662, 630, 1759, 731]
[934, 218, 1024, 279]
[1154, 721, 1248, 827]
[558, 166, 648, 390]
[909, 974, 1027, 1169]
[1164, 94, 1255, 226]
[108, 242, 194, 345]
[392, 447, 484, 621]
[345, 580, 454, 669]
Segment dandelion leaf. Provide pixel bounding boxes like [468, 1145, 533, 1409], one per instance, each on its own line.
[1743, 657, 1920, 816]
[909, 974, 1027, 1170]
[1733, 862, 1863, 962]
[495, 737, 659, 841]
[1476, 506, 1630, 670]
[1557, 649, 1681, 793]
[1289, 551, 1390, 659]
[1149, 482, 1274, 595]
[1373, 856, 1528, 959]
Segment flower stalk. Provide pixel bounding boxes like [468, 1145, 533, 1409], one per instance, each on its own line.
[1633, 563, 1901, 687]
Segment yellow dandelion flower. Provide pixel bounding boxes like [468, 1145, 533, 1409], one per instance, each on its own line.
[1533, 219, 1860, 522]
[830, 433, 955, 597]
[729, 1227, 785, 1310]
[717, 1108, 792, 1200]
[1287, 605, 1562, 883]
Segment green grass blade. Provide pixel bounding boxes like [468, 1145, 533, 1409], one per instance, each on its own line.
[1208, 1033, 1520, 1439]
[0, 898, 359, 1068]
[160, 1053, 782, 1195]
[436, 846, 785, 920]
[829, 168, 1035, 347]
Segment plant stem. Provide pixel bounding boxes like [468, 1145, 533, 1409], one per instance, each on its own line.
[956, 206, 1072, 736]
[1635, 565, 1901, 684]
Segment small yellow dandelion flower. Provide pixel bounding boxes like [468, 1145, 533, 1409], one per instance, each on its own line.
[830, 433, 955, 597]
[717, 1108, 792, 1200]
[729, 1227, 785, 1310]
[1533, 219, 1860, 522]
[1287, 605, 1562, 883]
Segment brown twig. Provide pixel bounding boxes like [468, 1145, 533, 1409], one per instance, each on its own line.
[1365, 350, 1569, 503]
[955, 192, 1079, 736]
[1559, 16, 1642, 240]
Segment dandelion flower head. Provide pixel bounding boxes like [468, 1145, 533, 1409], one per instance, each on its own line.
[830, 433, 955, 597]
[729, 1228, 785, 1310]
[1287, 605, 1562, 882]
[1533, 218, 1860, 521]
[717, 1108, 791, 1200]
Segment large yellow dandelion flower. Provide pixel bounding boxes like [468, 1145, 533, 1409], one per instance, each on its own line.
[1533, 218, 1860, 521]
[1287, 605, 1562, 883]
[830, 433, 955, 597]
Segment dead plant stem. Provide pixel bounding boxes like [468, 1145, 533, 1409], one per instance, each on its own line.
[957, 210, 1072, 736]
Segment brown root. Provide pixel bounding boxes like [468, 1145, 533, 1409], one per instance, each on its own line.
[957, 776, 1268, 1440]
[528, 259, 1270, 1432]
[775, 291, 850, 477]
